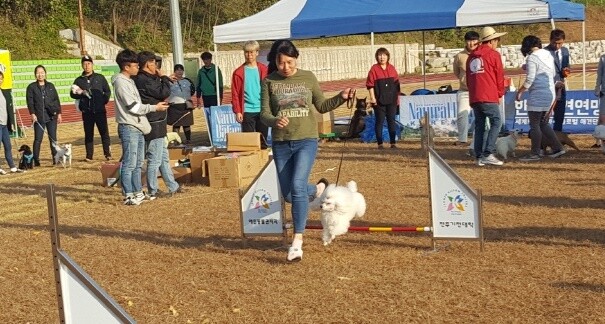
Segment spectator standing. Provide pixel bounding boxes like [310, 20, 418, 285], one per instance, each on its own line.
[261, 39, 352, 262]
[0, 71, 23, 174]
[167, 64, 195, 144]
[544, 29, 570, 132]
[133, 51, 180, 200]
[453, 31, 480, 146]
[231, 40, 269, 149]
[26, 65, 62, 166]
[196, 52, 223, 108]
[366, 47, 401, 149]
[70, 55, 113, 162]
[466, 27, 506, 167]
[516, 35, 566, 161]
[593, 53, 605, 148]
[113, 49, 168, 206]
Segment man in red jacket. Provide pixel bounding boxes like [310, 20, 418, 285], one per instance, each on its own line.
[466, 27, 507, 166]
[231, 40, 269, 148]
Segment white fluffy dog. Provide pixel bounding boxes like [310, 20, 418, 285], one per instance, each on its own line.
[311, 181, 366, 246]
[495, 129, 521, 159]
[53, 143, 72, 168]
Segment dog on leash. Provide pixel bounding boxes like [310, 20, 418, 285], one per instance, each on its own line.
[532, 130, 580, 152]
[495, 129, 521, 159]
[311, 181, 366, 246]
[18, 145, 34, 170]
[347, 97, 372, 138]
[53, 143, 72, 168]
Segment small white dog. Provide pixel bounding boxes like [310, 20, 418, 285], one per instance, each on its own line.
[311, 180, 366, 246]
[495, 129, 521, 159]
[53, 143, 72, 168]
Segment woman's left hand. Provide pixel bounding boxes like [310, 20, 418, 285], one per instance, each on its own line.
[515, 91, 522, 101]
[57, 114, 62, 123]
[341, 88, 355, 100]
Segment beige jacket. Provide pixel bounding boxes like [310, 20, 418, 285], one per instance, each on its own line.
[453, 49, 471, 92]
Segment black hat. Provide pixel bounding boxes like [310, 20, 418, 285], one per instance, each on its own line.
[464, 31, 480, 41]
[81, 55, 93, 63]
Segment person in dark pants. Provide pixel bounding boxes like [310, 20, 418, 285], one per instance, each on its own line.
[544, 29, 570, 132]
[26, 65, 62, 166]
[196, 51, 223, 108]
[70, 55, 112, 161]
[366, 47, 400, 149]
[231, 41, 269, 148]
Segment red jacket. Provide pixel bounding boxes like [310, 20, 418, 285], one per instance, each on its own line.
[466, 44, 505, 104]
[231, 62, 268, 114]
[366, 63, 400, 105]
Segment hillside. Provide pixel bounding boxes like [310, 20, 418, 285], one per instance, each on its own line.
[0, 1, 604, 60]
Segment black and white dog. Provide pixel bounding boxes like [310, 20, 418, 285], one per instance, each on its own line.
[18, 145, 34, 170]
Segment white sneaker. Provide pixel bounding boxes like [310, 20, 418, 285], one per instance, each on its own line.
[476, 159, 485, 167]
[0, 169, 6, 175]
[10, 167, 24, 173]
[480, 154, 504, 166]
[287, 246, 303, 262]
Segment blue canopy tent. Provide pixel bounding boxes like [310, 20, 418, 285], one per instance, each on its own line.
[212, 0, 586, 99]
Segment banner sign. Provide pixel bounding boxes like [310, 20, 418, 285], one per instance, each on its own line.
[399, 94, 458, 138]
[207, 105, 241, 148]
[504, 90, 599, 134]
[241, 158, 284, 235]
[429, 149, 481, 239]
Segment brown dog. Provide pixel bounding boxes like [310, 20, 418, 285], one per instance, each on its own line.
[530, 130, 580, 151]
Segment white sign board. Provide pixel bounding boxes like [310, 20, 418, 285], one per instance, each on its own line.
[429, 149, 480, 239]
[59, 261, 134, 324]
[241, 158, 284, 235]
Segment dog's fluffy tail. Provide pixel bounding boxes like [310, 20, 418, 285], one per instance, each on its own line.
[346, 181, 358, 193]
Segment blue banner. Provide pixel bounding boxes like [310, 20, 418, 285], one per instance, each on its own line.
[505, 90, 599, 134]
[208, 105, 241, 148]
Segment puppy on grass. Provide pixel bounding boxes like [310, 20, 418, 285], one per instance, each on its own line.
[18, 145, 34, 170]
[52, 143, 72, 168]
[495, 129, 521, 159]
[311, 181, 366, 246]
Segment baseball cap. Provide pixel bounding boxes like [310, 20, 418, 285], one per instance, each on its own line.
[81, 55, 93, 63]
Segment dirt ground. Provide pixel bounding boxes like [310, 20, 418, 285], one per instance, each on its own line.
[1, 75, 605, 323]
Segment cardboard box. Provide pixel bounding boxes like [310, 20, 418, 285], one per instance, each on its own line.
[189, 151, 216, 185]
[168, 146, 192, 160]
[100, 162, 121, 187]
[227, 132, 261, 152]
[99, 162, 147, 187]
[171, 166, 192, 184]
[314, 111, 334, 134]
[205, 151, 266, 188]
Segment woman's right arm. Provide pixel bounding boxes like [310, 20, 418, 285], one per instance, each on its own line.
[366, 66, 376, 105]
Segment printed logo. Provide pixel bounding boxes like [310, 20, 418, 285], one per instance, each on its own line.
[442, 189, 469, 216]
[250, 189, 272, 213]
[468, 57, 484, 75]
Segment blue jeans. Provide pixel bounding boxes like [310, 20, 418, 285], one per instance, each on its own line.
[272, 139, 319, 234]
[456, 91, 471, 143]
[33, 119, 58, 163]
[118, 124, 145, 196]
[146, 137, 179, 195]
[472, 102, 501, 158]
[0, 124, 15, 169]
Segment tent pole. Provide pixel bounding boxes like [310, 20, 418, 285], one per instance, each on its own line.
[214, 43, 221, 105]
[583, 20, 586, 90]
[550, 18, 555, 30]
[371, 32, 375, 68]
[422, 31, 426, 89]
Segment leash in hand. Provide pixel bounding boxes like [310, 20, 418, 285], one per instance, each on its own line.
[335, 89, 357, 186]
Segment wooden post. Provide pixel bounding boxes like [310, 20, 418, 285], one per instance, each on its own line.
[78, 0, 87, 56]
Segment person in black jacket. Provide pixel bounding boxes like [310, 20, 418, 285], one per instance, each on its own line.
[133, 51, 180, 199]
[26, 65, 61, 166]
[70, 55, 112, 162]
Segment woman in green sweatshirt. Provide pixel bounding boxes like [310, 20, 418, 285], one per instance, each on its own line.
[260, 40, 352, 262]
